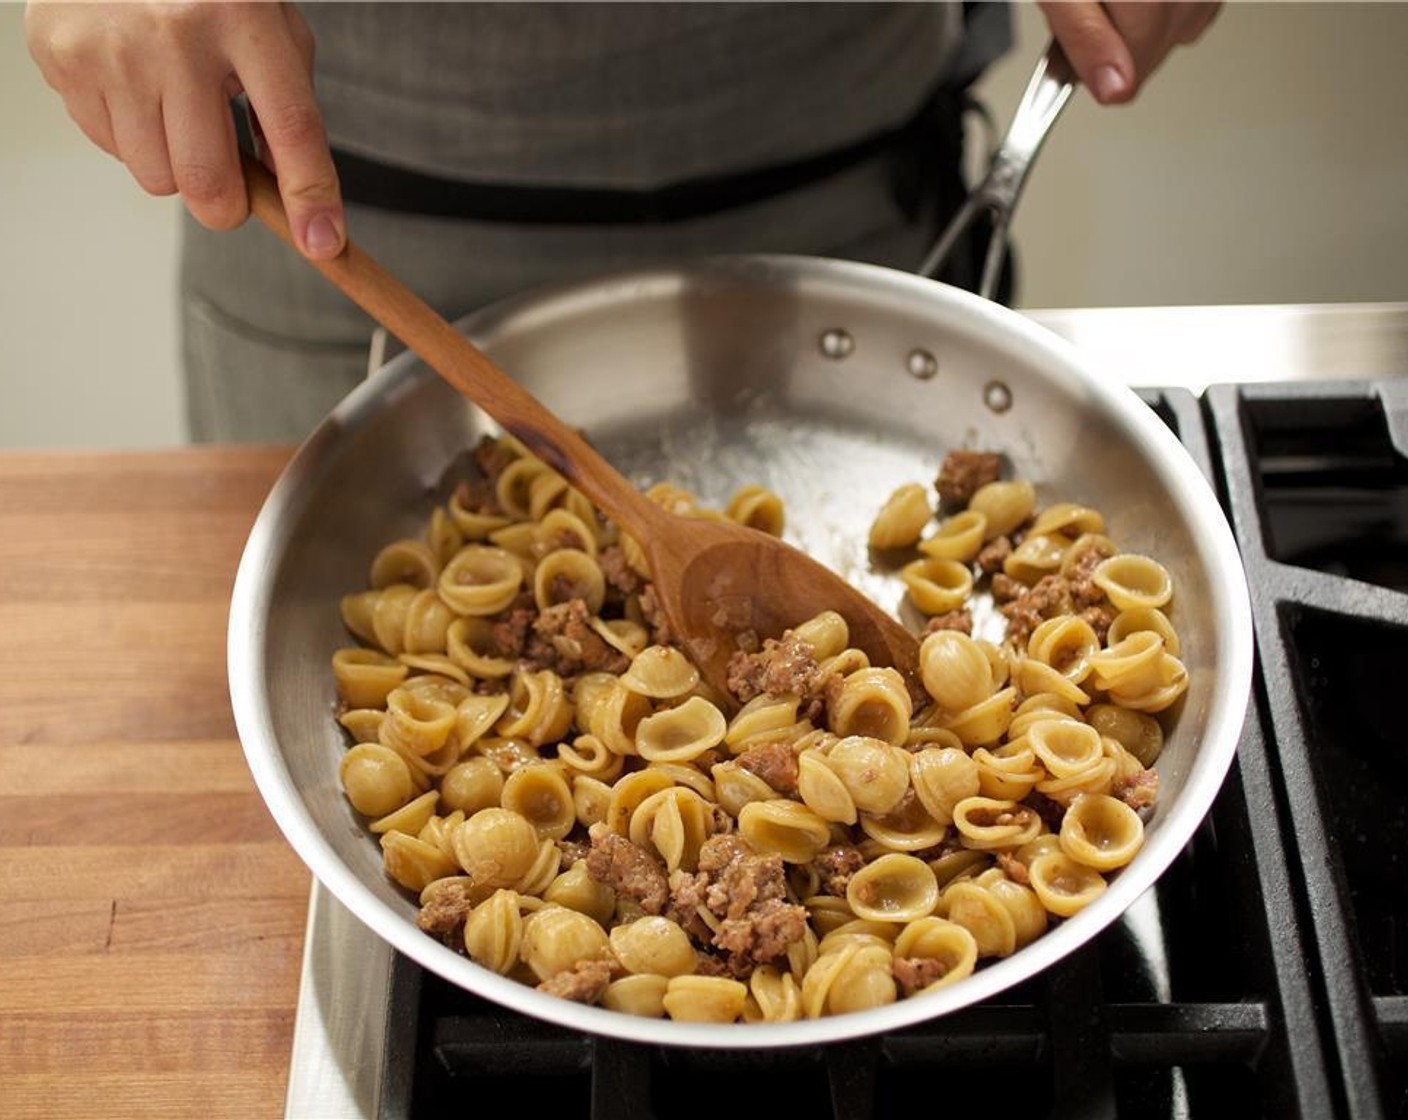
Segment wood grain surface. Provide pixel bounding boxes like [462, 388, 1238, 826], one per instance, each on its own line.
[0, 446, 308, 1119]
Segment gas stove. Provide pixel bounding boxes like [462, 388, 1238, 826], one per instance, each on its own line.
[284, 304, 1408, 1120]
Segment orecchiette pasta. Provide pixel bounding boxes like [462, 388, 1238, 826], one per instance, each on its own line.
[332, 436, 1179, 1024]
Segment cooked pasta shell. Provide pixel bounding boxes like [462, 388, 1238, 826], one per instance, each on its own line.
[635, 696, 728, 763]
[1107, 654, 1188, 713]
[340, 743, 416, 818]
[370, 538, 440, 591]
[825, 943, 897, 1015]
[981, 873, 1049, 949]
[501, 763, 576, 841]
[495, 456, 551, 520]
[1028, 851, 1108, 917]
[869, 483, 931, 550]
[828, 668, 913, 746]
[1106, 606, 1181, 657]
[892, 916, 978, 991]
[604, 768, 676, 837]
[588, 617, 650, 659]
[725, 692, 802, 750]
[846, 853, 939, 923]
[1091, 554, 1174, 611]
[332, 648, 409, 709]
[497, 670, 574, 747]
[926, 848, 991, 889]
[795, 750, 857, 825]
[738, 799, 831, 863]
[901, 557, 973, 615]
[439, 756, 505, 816]
[1035, 756, 1117, 805]
[338, 707, 386, 743]
[620, 645, 701, 700]
[602, 974, 669, 1018]
[942, 686, 1017, 747]
[918, 510, 987, 562]
[447, 486, 510, 540]
[1029, 502, 1105, 539]
[941, 880, 1017, 958]
[463, 888, 525, 974]
[1010, 658, 1091, 706]
[426, 506, 464, 567]
[800, 940, 857, 1019]
[400, 589, 456, 655]
[790, 610, 849, 661]
[381, 830, 457, 893]
[971, 745, 1043, 801]
[571, 774, 615, 830]
[532, 547, 606, 614]
[446, 617, 516, 680]
[1002, 532, 1072, 586]
[511, 836, 563, 897]
[1026, 615, 1100, 684]
[543, 860, 617, 926]
[826, 736, 910, 815]
[663, 975, 747, 1023]
[370, 584, 419, 655]
[339, 589, 381, 646]
[438, 546, 524, 616]
[1088, 631, 1166, 694]
[951, 796, 1042, 851]
[969, 479, 1036, 540]
[726, 484, 786, 537]
[527, 469, 571, 523]
[1007, 692, 1083, 739]
[520, 903, 611, 982]
[644, 762, 716, 803]
[629, 786, 713, 873]
[745, 966, 803, 1023]
[710, 760, 778, 818]
[610, 916, 696, 978]
[380, 687, 458, 757]
[908, 747, 980, 826]
[1060, 793, 1145, 871]
[370, 788, 440, 837]
[1026, 718, 1104, 779]
[556, 733, 624, 780]
[451, 807, 540, 888]
[1086, 704, 1164, 767]
[919, 630, 993, 714]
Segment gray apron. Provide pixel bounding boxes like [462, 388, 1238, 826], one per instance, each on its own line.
[183, 2, 1007, 443]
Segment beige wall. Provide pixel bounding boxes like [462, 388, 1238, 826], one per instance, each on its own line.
[3, 2, 1407, 450]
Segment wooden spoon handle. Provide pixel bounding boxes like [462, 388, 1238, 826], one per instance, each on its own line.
[241, 157, 660, 534]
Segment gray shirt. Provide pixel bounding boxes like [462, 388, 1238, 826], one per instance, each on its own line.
[303, 2, 986, 189]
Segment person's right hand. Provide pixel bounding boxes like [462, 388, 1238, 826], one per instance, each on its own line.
[25, 1, 345, 260]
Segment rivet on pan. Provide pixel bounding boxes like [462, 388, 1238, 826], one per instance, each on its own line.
[906, 349, 939, 380]
[819, 328, 854, 360]
[984, 380, 1013, 413]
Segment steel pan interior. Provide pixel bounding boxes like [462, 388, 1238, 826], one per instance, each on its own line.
[230, 255, 1252, 1048]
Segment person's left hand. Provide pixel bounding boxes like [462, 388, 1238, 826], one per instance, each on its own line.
[1037, 2, 1221, 105]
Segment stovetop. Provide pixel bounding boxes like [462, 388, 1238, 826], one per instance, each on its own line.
[285, 306, 1408, 1120]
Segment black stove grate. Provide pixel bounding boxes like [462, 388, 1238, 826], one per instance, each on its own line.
[374, 385, 1408, 1120]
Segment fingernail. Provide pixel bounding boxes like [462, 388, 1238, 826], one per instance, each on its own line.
[304, 212, 343, 258]
[1092, 65, 1129, 103]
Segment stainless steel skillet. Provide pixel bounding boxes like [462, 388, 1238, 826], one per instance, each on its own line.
[228, 44, 1252, 1049]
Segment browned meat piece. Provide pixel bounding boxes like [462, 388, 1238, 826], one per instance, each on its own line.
[922, 609, 973, 637]
[995, 851, 1030, 886]
[813, 845, 866, 896]
[693, 951, 732, 978]
[1064, 536, 1115, 610]
[990, 571, 1022, 603]
[472, 434, 518, 483]
[489, 594, 537, 659]
[736, 740, 800, 795]
[713, 898, 807, 977]
[453, 478, 500, 516]
[976, 536, 1013, 576]
[416, 880, 476, 945]
[999, 574, 1074, 645]
[585, 822, 669, 914]
[936, 450, 1003, 508]
[1079, 604, 1118, 645]
[536, 958, 614, 1004]
[519, 599, 630, 677]
[725, 631, 821, 706]
[1113, 768, 1160, 811]
[892, 956, 951, 997]
[556, 838, 591, 867]
[598, 545, 645, 598]
[636, 584, 674, 647]
[666, 834, 805, 978]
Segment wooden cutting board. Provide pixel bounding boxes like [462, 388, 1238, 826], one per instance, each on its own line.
[0, 446, 309, 1119]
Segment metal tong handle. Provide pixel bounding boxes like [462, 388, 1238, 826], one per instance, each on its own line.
[919, 40, 1076, 299]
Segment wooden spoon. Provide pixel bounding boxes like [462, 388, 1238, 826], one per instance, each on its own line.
[243, 160, 920, 700]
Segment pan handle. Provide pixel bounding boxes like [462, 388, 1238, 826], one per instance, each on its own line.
[918, 40, 1076, 299]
